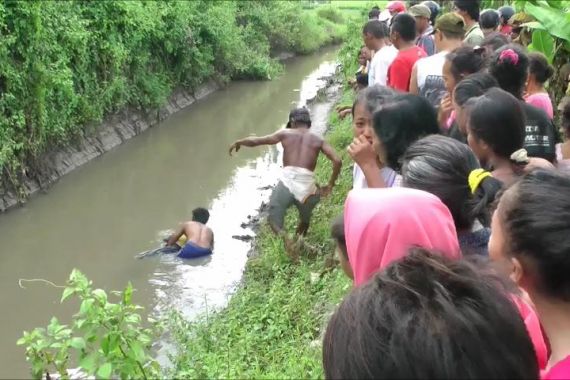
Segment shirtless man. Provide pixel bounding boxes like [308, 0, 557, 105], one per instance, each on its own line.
[165, 207, 214, 259]
[229, 107, 342, 240]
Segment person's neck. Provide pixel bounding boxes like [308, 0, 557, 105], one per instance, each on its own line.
[438, 39, 462, 53]
[464, 18, 477, 30]
[489, 156, 516, 184]
[531, 294, 570, 369]
[397, 41, 415, 51]
[527, 81, 546, 96]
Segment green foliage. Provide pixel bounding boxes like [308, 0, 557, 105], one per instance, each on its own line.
[165, 94, 356, 379]
[17, 269, 160, 379]
[316, 6, 344, 24]
[0, 0, 345, 190]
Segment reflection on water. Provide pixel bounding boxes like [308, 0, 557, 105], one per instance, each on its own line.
[0, 48, 338, 378]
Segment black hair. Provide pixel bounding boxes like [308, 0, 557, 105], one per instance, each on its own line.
[368, 8, 381, 19]
[372, 5, 380, 10]
[372, 94, 439, 171]
[446, 46, 486, 83]
[330, 214, 347, 259]
[192, 207, 210, 224]
[489, 44, 529, 99]
[408, 0, 421, 6]
[499, 170, 570, 301]
[454, 0, 481, 21]
[454, 73, 498, 107]
[481, 32, 509, 54]
[323, 248, 539, 379]
[528, 52, 554, 85]
[498, 6, 515, 26]
[363, 19, 389, 39]
[355, 71, 369, 88]
[466, 88, 525, 159]
[352, 84, 396, 116]
[421, 1, 440, 24]
[480, 9, 500, 30]
[391, 13, 417, 42]
[402, 135, 501, 230]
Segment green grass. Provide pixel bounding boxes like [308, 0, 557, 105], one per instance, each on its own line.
[166, 89, 357, 379]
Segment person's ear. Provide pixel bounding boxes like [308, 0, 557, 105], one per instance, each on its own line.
[510, 257, 524, 285]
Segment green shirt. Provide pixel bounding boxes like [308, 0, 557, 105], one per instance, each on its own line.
[463, 23, 484, 46]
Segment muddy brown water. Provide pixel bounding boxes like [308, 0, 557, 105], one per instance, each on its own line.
[0, 48, 339, 378]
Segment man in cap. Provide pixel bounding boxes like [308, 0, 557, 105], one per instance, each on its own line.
[410, 13, 465, 107]
[229, 107, 342, 251]
[387, 1, 406, 16]
[409, 4, 434, 56]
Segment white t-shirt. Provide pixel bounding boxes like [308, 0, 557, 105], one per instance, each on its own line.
[353, 164, 401, 189]
[368, 45, 398, 86]
[415, 51, 447, 107]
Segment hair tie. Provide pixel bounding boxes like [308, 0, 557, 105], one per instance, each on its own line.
[510, 148, 529, 165]
[499, 49, 519, 65]
[468, 169, 492, 194]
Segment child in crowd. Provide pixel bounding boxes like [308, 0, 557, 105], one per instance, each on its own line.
[323, 249, 539, 379]
[402, 135, 501, 256]
[498, 5, 515, 36]
[348, 85, 397, 189]
[465, 88, 553, 186]
[165, 208, 214, 259]
[450, 72, 498, 142]
[362, 20, 397, 86]
[490, 170, 570, 378]
[557, 98, 570, 172]
[343, 188, 460, 286]
[439, 46, 486, 130]
[229, 108, 342, 251]
[387, 13, 427, 91]
[526, 52, 555, 119]
[372, 93, 440, 178]
[489, 44, 557, 162]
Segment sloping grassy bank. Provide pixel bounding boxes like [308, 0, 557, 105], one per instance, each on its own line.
[0, 1, 347, 199]
[166, 90, 356, 379]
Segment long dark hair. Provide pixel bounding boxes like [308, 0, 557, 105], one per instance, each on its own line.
[402, 135, 501, 229]
[372, 94, 439, 171]
[323, 248, 539, 379]
[489, 44, 529, 99]
[499, 170, 570, 300]
[466, 88, 525, 159]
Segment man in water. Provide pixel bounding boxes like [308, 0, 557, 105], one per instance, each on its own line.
[229, 107, 342, 245]
[165, 207, 214, 259]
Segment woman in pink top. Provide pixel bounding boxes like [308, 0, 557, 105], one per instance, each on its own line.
[489, 170, 570, 378]
[344, 187, 460, 286]
[526, 52, 554, 119]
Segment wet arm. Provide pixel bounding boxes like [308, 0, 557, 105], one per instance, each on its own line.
[166, 224, 186, 247]
[321, 141, 342, 187]
[237, 131, 283, 147]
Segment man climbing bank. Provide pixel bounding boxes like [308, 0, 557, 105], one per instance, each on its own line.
[229, 107, 342, 255]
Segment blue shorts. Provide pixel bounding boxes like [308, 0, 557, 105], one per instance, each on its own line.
[178, 242, 212, 259]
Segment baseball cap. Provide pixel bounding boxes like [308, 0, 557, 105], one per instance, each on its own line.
[432, 13, 465, 35]
[387, 1, 406, 14]
[286, 107, 311, 128]
[409, 4, 431, 19]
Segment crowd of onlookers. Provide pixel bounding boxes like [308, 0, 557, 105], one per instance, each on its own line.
[323, 1, 570, 378]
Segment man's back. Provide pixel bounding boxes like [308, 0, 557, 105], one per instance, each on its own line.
[281, 129, 323, 171]
[184, 221, 214, 249]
